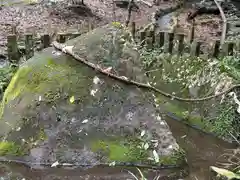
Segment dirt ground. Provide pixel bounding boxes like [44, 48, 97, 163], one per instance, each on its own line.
[0, 0, 221, 55]
[0, 0, 174, 53]
[177, 8, 221, 43]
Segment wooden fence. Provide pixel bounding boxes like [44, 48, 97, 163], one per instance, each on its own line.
[137, 30, 239, 57]
[7, 32, 83, 62]
[6, 22, 240, 62]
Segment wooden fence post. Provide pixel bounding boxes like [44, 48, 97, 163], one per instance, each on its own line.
[11, 25, 17, 34]
[211, 40, 220, 58]
[88, 23, 94, 31]
[236, 40, 240, 53]
[41, 34, 50, 48]
[146, 30, 155, 49]
[7, 34, 20, 62]
[164, 32, 174, 53]
[25, 34, 34, 60]
[190, 41, 201, 57]
[140, 31, 146, 46]
[176, 34, 184, 55]
[222, 41, 234, 56]
[157, 32, 165, 48]
[189, 19, 195, 43]
[57, 33, 67, 43]
[131, 22, 136, 39]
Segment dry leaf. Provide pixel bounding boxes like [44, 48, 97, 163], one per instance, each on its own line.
[153, 150, 159, 163]
[69, 96, 75, 103]
[62, 46, 74, 53]
[82, 119, 89, 124]
[51, 161, 59, 167]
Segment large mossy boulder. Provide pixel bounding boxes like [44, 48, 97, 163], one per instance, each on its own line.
[0, 24, 182, 169]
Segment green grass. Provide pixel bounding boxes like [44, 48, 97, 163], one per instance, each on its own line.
[0, 141, 26, 156]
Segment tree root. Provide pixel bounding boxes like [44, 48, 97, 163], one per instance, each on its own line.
[0, 156, 181, 170]
[52, 41, 240, 102]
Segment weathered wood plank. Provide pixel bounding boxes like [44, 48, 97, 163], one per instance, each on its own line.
[164, 32, 174, 53]
[41, 34, 50, 48]
[146, 30, 155, 49]
[140, 31, 146, 46]
[211, 40, 220, 58]
[57, 33, 67, 43]
[176, 34, 184, 55]
[190, 41, 201, 57]
[25, 33, 34, 59]
[222, 41, 234, 56]
[131, 21, 136, 39]
[158, 32, 165, 48]
[189, 19, 195, 43]
[7, 34, 20, 62]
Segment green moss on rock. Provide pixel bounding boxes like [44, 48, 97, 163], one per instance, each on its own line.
[0, 141, 26, 156]
[159, 148, 186, 165]
[37, 128, 47, 141]
[91, 138, 148, 162]
[158, 97, 213, 132]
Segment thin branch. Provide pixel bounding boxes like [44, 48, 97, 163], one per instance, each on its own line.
[213, 0, 227, 45]
[138, 0, 153, 7]
[0, 156, 181, 170]
[112, 0, 116, 22]
[52, 42, 240, 102]
[125, 0, 134, 27]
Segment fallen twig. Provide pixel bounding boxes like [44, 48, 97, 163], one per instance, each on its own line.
[125, 0, 134, 27]
[0, 156, 181, 170]
[136, 0, 153, 7]
[52, 41, 240, 102]
[214, 0, 227, 45]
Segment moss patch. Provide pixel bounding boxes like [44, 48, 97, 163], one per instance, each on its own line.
[0, 141, 26, 156]
[159, 97, 212, 132]
[2, 58, 71, 103]
[91, 138, 148, 162]
[37, 128, 47, 141]
[0, 56, 84, 118]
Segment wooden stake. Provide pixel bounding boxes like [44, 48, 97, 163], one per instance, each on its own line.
[25, 33, 34, 59]
[7, 34, 19, 62]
